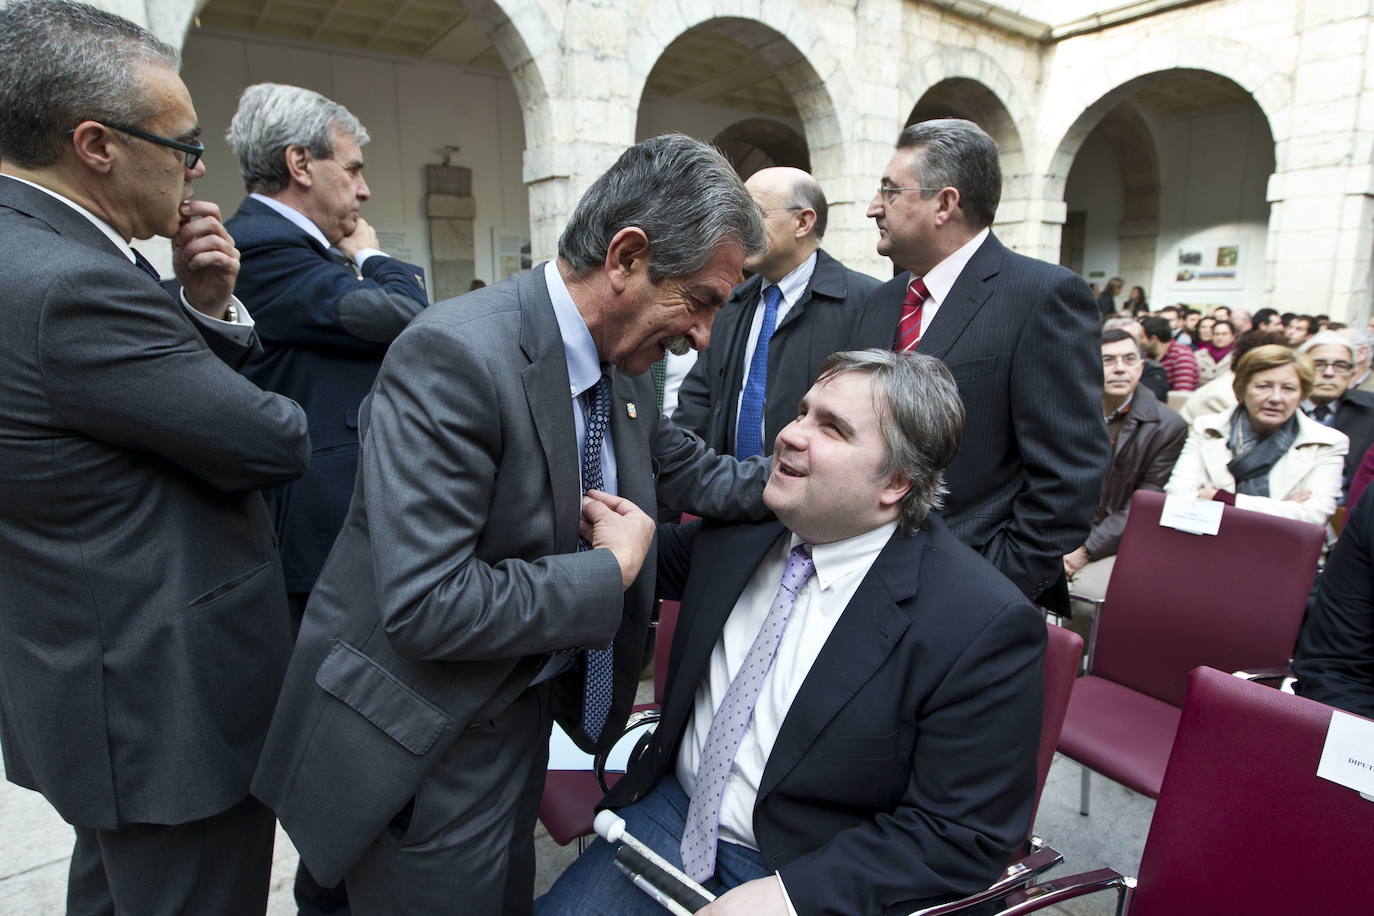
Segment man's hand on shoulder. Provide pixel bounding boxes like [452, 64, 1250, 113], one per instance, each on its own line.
[337, 215, 381, 260]
[172, 198, 239, 319]
[580, 490, 654, 589]
[699, 876, 790, 916]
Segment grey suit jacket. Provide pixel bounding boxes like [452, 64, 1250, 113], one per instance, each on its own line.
[0, 176, 310, 830]
[252, 265, 769, 884]
[673, 248, 880, 455]
[853, 233, 1109, 605]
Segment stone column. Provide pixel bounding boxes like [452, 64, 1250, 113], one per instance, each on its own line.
[426, 164, 477, 301]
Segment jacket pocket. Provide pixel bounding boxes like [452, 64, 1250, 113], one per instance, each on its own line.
[189, 561, 272, 609]
[947, 355, 997, 381]
[314, 640, 453, 755]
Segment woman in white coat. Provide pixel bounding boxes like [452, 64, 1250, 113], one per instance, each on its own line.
[1166, 345, 1348, 526]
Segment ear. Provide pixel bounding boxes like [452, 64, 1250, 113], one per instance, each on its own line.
[284, 144, 313, 189]
[603, 226, 651, 294]
[67, 121, 118, 175]
[931, 186, 963, 227]
[794, 207, 818, 240]
[879, 470, 912, 512]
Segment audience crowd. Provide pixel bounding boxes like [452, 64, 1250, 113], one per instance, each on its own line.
[2, 2, 1372, 915]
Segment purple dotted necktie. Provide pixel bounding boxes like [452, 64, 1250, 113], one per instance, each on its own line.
[578, 375, 615, 742]
[680, 543, 815, 881]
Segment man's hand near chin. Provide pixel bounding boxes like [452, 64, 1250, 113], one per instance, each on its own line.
[699, 876, 791, 916]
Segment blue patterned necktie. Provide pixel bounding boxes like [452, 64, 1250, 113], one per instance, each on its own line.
[578, 374, 615, 741]
[680, 543, 815, 881]
[735, 285, 783, 458]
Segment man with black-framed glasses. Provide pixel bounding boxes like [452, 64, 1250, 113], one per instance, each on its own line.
[0, 2, 310, 914]
[853, 118, 1108, 617]
[1299, 331, 1374, 503]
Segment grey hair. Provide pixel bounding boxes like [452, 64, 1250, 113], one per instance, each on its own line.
[789, 172, 829, 240]
[226, 83, 369, 194]
[895, 118, 1002, 230]
[558, 134, 765, 282]
[1299, 330, 1356, 363]
[0, 0, 180, 168]
[815, 349, 965, 535]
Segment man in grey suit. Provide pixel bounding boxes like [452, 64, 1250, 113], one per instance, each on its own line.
[673, 167, 879, 457]
[0, 2, 310, 914]
[854, 119, 1108, 615]
[253, 134, 770, 915]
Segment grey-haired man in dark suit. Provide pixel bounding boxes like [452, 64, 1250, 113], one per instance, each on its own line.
[855, 118, 1109, 615]
[253, 134, 771, 915]
[0, 2, 309, 914]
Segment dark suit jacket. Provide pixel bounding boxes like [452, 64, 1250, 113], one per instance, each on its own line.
[252, 266, 770, 884]
[1333, 389, 1374, 498]
[605, 517, 1045, 916]
[673, 249, 879, 455]
[0, 176, 310, 829]
[226, 197, 428, 593]
[1294, 485, 1374, 719]
[852, 233, 1109, 605]
[1086, 387, 1188, 559]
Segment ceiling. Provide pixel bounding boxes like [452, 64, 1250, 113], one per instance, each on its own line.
[196, 1, 800, 117]
[1129, 69, 1254, 116]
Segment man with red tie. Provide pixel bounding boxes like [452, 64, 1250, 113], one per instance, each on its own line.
[853, 118, 1108, 614]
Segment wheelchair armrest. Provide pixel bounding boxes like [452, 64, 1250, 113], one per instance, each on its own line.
[593, 707, 662, 794]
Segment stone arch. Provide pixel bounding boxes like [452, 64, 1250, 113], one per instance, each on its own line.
[898, 48, 1034, 139]
[628, 11, 849, 189]
[713, 118, 811, 177]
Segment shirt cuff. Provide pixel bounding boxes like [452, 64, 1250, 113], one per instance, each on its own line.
[776, 872, 799, 916]
[180, 291, 255, 346]
[353, 248, 388, 269]
[1212, 489, 1236, 506]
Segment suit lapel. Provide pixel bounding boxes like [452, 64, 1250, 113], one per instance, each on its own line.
[0, 176, 137, 265]
[916, 235, 1002, 360]
[757, 529, 919, 801]
[659, 522, 789, 745]
[518, 267, 581, 556]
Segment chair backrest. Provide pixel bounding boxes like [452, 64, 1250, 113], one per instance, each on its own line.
[654, 600, 680, 706]
[1091, 490, 1322, 707]
[1031, 623, 1082, 828]
[1132, 667, 1374, 914]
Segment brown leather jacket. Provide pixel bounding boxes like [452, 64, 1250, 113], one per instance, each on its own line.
[1084, 387, 1188, 559]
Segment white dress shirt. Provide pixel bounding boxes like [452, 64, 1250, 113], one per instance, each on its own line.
[733, 252, 818, 448]
[248, 193, 386, 269]
[7, 174, 255, 344]
[913, 226, 990, 338]
[675, 520, 898, 850]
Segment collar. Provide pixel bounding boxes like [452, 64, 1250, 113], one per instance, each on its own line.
[788, 520, 898, 593]
[250, 193, 331, 251]
[920, 226, 990, 306]
[1105, 391, 1135, 422]
[543, 260, 604, 397]
[5, 173, 136, 263]
[1302, 396, 1339, 415]
[767, 250, 818, 308]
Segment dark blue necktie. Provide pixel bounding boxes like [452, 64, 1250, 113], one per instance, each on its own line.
[131, 249, 161, 281]
[1313, 404, 1334, 426]
[578, 375, 615, 741]
[735, 285, 782, 458]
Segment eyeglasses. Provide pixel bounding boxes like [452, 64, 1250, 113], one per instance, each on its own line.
[876, 185, 945, 204]
[1313, 359, 1354, 374]
[66, 120, 204, 169]
[1102, 353, 1142, 367]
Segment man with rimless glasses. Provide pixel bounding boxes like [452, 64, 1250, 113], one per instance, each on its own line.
[0, 2, 310, 914]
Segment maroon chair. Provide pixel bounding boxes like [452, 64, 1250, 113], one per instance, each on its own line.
[1060, 490, 1322, 815]
[538, 599, 680, 847]
[995, 667, 1374, 914]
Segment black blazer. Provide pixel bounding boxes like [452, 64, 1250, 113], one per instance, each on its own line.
[673, 249, 879, 455]
[0, 176, 309, 829]
[227, 197, 429, 593]
[852, 233, 1109, 604]
[1334, 389, 1374, 498]
[605, 517, 1045, 916]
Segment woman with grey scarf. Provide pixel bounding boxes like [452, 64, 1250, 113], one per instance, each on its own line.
[1165, 345, 1347, 527]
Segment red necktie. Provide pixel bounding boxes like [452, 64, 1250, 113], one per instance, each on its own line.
[894, 277, 929, 352]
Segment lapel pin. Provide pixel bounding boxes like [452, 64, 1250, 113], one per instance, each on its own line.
[626, 402, 638, 419]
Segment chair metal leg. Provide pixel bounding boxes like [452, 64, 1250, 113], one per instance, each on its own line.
[576, 834, 591, 854]
[1079, 765, 1092, 816]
